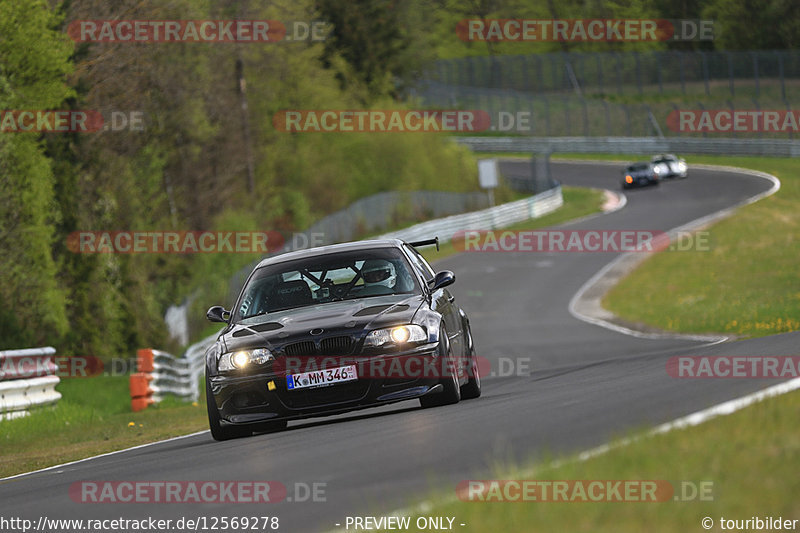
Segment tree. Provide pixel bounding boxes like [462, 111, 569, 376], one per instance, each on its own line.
[0, 0, 74, 347]
[316, 0, 435, 101]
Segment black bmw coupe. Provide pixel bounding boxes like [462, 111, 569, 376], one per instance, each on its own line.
[204, 238, 481, 440]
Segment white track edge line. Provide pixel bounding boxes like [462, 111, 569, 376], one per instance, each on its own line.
[0, 430, 209, 482]
[1, 165, 782, 492]
[362, 377, 800, 530]
[331, 163, 788, 528]
[568, 164, 780, 342]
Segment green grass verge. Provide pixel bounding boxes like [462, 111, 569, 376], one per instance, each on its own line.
[393, 389, 800, 532]
[589, 154, 799, 338]
[0, 376, 207, 478]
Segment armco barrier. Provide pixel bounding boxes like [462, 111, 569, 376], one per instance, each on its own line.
[377, 186, 562, 243]
[0, 347, 62, 420]
[129, 348, 199, 411]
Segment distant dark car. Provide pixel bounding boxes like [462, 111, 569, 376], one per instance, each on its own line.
[204, 238, 481, 440]
[651, 154, 688, 179]
[622, 162, 659, 189]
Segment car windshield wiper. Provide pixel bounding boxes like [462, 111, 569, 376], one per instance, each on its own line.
[241, 310, 270, 320]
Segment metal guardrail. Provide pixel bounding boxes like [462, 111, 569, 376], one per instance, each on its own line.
[298, 190, 490, 245]
[224, 190, 492, 305]
[456, 136, 800, 157]
[377, 186, 563, 242]
[0, 347, 62, 420]
[183, 331, 220, 397]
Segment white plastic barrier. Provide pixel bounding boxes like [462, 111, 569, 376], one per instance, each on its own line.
[130, 348, 203, 410]
[0, 347, 62, 420]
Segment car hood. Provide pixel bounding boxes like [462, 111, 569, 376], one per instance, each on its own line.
[221, 294, 426, 352]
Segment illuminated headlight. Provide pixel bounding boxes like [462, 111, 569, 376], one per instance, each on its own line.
[678, 161, 687, 170]
[218, 348, 274, 371]
[364, 325, 427, 348]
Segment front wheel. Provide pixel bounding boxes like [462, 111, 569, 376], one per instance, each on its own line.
[420, 327, 461, 408]
[206, 374, 251, 441]
[460, 334, 481, 400]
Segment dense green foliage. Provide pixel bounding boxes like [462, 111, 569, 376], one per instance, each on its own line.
[1, 0, 794, 358]
[1, 0, 480, 356]
[0, 0, 73, 347]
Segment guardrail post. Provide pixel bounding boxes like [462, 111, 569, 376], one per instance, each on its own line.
[701, 51, 710, 96]
[596, 53, 604, 94]
[727, 51, 735, 97]
[752, 51, 760, 99]
[679, 52, 686, 95]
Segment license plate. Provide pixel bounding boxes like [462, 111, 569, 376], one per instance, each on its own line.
[286, 365, 358, 390]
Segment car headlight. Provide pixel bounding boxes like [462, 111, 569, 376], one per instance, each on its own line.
[364, 325, 427, 348]
[678, 161, 687, 170]
[218, 348, 274, 371]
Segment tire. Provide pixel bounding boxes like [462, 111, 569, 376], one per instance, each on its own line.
[206, 374, 251, 441]
[420, 327, 461, 408]
[460, 332, 481, 400]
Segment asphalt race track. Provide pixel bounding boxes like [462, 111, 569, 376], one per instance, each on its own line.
[2, 160, 797, 532]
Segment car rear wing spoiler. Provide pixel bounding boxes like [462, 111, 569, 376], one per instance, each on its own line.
[408, 237, 439, 251]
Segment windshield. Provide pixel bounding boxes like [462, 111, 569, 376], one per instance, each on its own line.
[234, 247, 419, 320]
[628, 163, 650, 171]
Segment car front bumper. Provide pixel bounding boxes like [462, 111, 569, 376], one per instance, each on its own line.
[209, 344, 444, 425]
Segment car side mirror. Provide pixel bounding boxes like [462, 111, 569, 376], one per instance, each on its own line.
[428, 270, 455, 291]
[206, 305, 230, 323]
